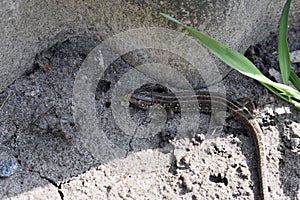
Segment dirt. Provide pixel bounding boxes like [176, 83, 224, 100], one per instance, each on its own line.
[245, 27, 300, 80]
[0, 27, 299, 199]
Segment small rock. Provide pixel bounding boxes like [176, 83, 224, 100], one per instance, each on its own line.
[274, 106, 291, 115]
[290, 138, 300, 150]
[289, 122, 300, 138]
[290, 50, 300, 63]
[0, 152, 18, 177]
[268, 68, 282, 83]
[288, 122, 300, 150]
[192, 133, 205, 145]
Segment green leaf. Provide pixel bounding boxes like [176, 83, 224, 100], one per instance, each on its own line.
[162, 14, 265, 81]
[295, 102, 300, 110]
[259, 82, 289, 101]
[290, 71, 300, 91]
[278, 0, 292, 85]
[161, 13, 300, 104]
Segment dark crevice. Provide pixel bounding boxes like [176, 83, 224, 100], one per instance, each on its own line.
[168, 154, 178, 175]
[96, 80, 111, 94]
[125, 125, 138, 158]
[105, 185, 112, 198]
[58, 190, 64, 200]
[209, 173, 228, 186]
[127, 136, 134, 154]
[29, 170, 64, 200]
[178, 175, 192, 195]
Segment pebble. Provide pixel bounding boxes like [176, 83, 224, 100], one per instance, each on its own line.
[290, 50, 300, 63]
[0, 152, 18, 177]
[289, 122, 300, 138]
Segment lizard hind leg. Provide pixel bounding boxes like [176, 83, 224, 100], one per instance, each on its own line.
[237, 97, 256, 114]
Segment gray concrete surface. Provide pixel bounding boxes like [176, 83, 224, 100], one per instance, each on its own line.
[0, 0, 300, 93]
[0, 1, 300, 200]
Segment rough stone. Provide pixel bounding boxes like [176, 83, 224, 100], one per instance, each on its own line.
[0, 0, 300, 92]
[290, 50, 300, 63]
[0, 152, 18, 178]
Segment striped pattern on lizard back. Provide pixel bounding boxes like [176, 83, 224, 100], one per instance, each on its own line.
[130, 85, 267, 200]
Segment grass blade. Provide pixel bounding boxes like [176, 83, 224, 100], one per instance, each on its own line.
[278, 0, 292, 85]
[161, 13, 300, 102]
[161, 13, 266, 82]
[290, 71, 300, 91]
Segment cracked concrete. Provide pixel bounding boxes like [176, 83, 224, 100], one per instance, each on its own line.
[0, 25, 299, 199]
[29, 169, 64, 200]
[1, 0, 300, 93]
